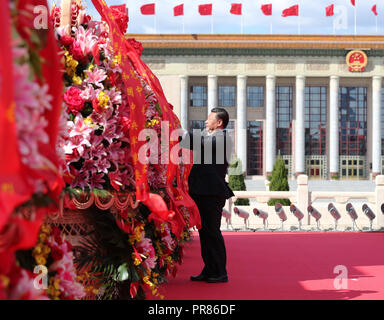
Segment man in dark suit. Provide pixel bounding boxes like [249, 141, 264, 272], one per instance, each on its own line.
[180, 108, 234, 283]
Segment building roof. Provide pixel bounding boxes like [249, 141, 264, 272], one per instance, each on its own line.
[128, 34, 384, 57]
[129, 34, 384, 50]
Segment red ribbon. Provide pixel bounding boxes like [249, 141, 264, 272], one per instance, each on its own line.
[0, 1, 33, 232]
[91, 0, 201, 237]
[92, 0, 150, 203]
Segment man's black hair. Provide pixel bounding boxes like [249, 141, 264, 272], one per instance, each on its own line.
[211, 107, 229, 129]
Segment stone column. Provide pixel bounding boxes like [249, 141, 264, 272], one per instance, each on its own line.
[180, 75, 189, 130]
[266, 75, 276, 176]
[329, 76, 340, 177]
[372, 76, 382, 178]
[237, 75, 247, 173]
[295, 75, 306, 176]
[207, 75, 218, 115]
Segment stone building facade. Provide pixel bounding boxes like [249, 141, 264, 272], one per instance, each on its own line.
[132, 34, 384, 180]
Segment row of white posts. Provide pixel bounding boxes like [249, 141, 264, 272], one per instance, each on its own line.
[222, 175, 384, 232]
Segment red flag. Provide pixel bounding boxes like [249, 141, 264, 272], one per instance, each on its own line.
[372, 4, 378, 16]
[230, 3, 242, 15]
[198, 4, 212, 15]
[140, 3, 155, 15]
[282, 5, 299, 17]
[326, 4, 334, 17]
[261, 4, 272, 16]
[0, 0, 32, 231]
[350, 0, 355, 6]
[174, 4, 184, 16]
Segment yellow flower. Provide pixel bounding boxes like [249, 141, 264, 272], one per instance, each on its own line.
[145, 118, 160, 128]
[97, 91, 110, 108]
[33, 244, 43, 255]
[64, 52, 79, 77]
[54, 278, 61, 290]
[39, 233, 47, 242]
[41, 224, 51, 235]
[0, 275, 10, 288]
[111, 55, 121, 68]
[42, 245, 51, 255]
[133, 256, 141, 266]
[84, 117, 94, 126]
[72, 75, 82, 85]
[35, 256, 46, 266]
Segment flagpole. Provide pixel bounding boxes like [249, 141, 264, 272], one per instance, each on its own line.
[211, 14, 213, 34]
[270, 15, 273, 34]
[241, 12, 243, 34]
[376, 16, 378, 34]
[182, 14, 185, 34]
[298, 18, 300, 35]
[154, 0, 157, 33]
[298, 12, 300, 35]
[354, 5, 356, 35]
[298, 1, 301, 35]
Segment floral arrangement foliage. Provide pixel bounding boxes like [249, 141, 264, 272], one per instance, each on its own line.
[54, 2, 167, 194]
[75, 203, 190, 300]
[15, 223, 85, 300]
[48, 2, 195, 300]
[0, 0, 77, 300]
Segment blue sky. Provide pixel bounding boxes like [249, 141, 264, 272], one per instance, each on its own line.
[50, 0, 384, 35]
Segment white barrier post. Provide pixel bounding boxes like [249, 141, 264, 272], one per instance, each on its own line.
[375, 175, 384, 229]
[296, 175, 309, 225]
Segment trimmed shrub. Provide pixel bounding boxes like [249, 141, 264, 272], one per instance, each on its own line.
[267, 155, 291, 206]
[228, 157, 250, 206]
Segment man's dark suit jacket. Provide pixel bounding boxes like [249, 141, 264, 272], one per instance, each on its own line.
[180, 129, 234, 200]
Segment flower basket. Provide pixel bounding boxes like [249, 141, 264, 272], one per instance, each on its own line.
[44, 191, 140, 300]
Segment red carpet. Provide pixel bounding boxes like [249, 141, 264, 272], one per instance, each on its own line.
[155, 231, 384, 300]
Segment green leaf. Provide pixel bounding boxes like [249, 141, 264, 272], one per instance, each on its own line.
[116, 263, 130, 282]
[155, 103, 163, 116]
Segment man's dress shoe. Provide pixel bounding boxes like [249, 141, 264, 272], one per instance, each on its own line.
[205, 275, 228, 283]
[190, 274, 207, 281]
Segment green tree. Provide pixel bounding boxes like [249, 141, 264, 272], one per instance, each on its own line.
[267, 155, 291, 206]
[228, 157, 250, 206]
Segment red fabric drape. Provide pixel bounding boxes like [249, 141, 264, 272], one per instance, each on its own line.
[16, 0, 65, 200]
[0, 0, 32, 232]
[92, 0, 201, 237]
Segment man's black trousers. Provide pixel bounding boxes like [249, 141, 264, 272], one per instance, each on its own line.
[191, 194, 227, 278]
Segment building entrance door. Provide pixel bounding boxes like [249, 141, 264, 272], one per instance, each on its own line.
[305, 156, 326, 179]
[340, 156, 366, 180]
